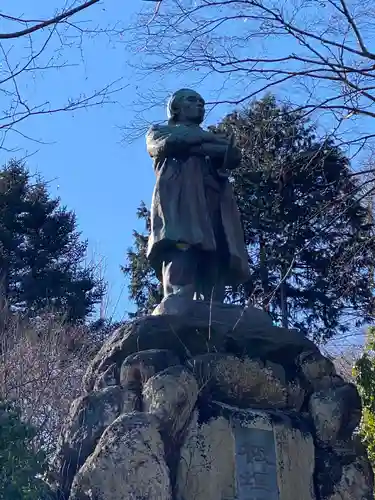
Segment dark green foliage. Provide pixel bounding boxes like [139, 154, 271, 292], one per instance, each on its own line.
[0, 160, 105, 322]
[124, 96, 375, 340]
[354, 327, 375, 469]
[122, 202, 162, 317]
[0, 401, 50, 500]
[212, 95, 375, 340]
[355, 328, 375, 410]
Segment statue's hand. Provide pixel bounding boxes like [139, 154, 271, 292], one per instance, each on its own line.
[205, 131, 229, 145]
[190, 142, 228, 158]
[198, 128, 228, 144]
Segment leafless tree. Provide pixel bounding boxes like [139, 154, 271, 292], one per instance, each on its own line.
[131, 0, 375, 157]
[0, 1, 126, 151]
[0, 313, 98, 458]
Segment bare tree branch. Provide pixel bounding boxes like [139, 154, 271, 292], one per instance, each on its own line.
[0, 1, 100, 40]
[128, 0, 375, 154]
[0, 1, 129, 150]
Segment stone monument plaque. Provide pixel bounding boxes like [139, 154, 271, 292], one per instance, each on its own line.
[233, 424, 280, 500]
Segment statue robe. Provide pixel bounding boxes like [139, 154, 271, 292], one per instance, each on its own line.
[146, 123, 250, 286]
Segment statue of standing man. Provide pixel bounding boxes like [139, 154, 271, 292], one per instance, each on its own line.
[146, 89, 250, 306]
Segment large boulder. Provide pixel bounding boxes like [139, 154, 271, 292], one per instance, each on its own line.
[70, 413, 172, 500]
[50, 386, 124, 498]
[309, 384, 361, 445]
[189, 353, 306, 410]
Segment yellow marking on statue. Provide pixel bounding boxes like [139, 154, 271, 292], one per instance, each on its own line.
[176, 242, 190, 251]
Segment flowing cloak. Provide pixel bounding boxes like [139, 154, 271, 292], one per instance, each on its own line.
[146, 123, 250, 286]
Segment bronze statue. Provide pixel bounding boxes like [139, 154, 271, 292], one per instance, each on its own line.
[146, 88, 250, 303]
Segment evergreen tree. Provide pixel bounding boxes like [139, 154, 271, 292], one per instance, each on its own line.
[124, 97, 375, 340]
[214, 96, 375, 339]
[122, 202, 162, 317]
[0, 401, 50, 500]
[0, 160, 104, 322]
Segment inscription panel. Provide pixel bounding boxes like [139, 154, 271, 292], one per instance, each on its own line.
[234, 424, 279, 500]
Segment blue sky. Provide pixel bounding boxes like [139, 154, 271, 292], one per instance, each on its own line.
[0, 0, 238, 319]
[0, 0, 373, 335]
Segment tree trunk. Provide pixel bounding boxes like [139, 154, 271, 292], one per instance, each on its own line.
[0, 266, 9, 333]
[259, 235, 270, 313]
[280, 277, 288, 328]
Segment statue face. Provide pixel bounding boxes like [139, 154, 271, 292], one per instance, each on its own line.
[174, 90, 205, 124]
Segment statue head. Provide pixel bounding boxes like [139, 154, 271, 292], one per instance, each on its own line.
[167, 89, 205, 125]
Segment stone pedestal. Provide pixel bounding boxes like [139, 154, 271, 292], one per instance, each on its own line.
[152, 296, 274, 331]
[50, 301, 374, 500]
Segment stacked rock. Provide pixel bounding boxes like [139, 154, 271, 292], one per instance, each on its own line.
[49, 302, 373, 500]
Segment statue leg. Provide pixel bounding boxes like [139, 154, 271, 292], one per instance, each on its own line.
[197, 252, 226, 302]
[162, 247, 198, 299]
[202, 182, 228, 302]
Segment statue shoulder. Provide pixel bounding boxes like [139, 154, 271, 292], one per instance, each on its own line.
[146, 124, 176, 158]
[146, 123, 173, 140]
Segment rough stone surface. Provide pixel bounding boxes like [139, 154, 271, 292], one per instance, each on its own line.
[189, 353, 304, 410]
[51, 386, 124, 498]
[326, 459, 373, 500]
[70, 412, 172, 500]
[298, 351, 336, 388]
[83, 303, 317, 393]
[309, 384, 362, 444]
[286, 375, 306, 411]
[143, 365, 198, 437]
[310, 374, 346, 392]
[152, 296, 273, 328]
[315, 439, 373, 500]
[121, 387, 140, 414]
[93, 363, 118, 391]
[52, 306, 373, 500]
[177, 404, 316, 500]
[274, 417, 316, 500]
[120, 349, 180, 389]
[176, 410, 235, 500]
